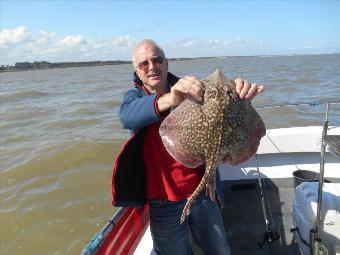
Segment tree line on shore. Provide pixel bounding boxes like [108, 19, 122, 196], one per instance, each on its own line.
[0, 57, 217, 72]
[0, 60, 132, 72]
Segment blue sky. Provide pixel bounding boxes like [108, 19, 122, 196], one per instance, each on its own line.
[1, 1, 339, 65]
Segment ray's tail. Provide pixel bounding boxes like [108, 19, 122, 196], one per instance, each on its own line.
[180, 160, 218, 223]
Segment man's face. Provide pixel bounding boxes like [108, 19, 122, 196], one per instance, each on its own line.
[134, 44, 168, 93]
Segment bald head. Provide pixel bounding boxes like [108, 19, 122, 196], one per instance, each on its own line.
[132, 39, 166, 68]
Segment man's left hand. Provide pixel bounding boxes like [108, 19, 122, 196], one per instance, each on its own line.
[234, 78, 265, 100]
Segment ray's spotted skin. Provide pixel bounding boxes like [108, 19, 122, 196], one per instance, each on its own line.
[159, 69, 266, 223]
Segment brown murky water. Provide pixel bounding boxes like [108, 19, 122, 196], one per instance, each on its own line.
[1, 54, 339, 254]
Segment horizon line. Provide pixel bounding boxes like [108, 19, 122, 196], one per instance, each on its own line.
[1, 52, 339, 67]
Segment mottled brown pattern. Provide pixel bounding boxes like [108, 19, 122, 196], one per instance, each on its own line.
[159, 69, 266, 223]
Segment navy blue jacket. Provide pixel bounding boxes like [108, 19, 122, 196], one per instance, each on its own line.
[111, 72, 224, 207]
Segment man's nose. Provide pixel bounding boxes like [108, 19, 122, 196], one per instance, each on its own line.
[148, 59, 155, 69]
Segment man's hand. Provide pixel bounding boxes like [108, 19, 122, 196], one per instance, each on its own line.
[157, 76, 205, 112]
[170, 76, 205, 105]
[234, 78, 265, 100]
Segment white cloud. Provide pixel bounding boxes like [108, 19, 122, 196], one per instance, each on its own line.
[87, 38, 105, 50]
[288, 44, 321, 50]
[166, 37, 262, 57]
[58, 35, 85, 47]
[111, 35, 133, 48]
[34, 31, 56, 45]
[235, 37, 251, 45]
[207, 39, 220, 46]
[1, 26, 337, 66]
[0, 26, 30, 47]
[176, 38, 200, 48]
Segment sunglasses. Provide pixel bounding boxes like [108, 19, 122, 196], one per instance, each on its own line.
[137, 56, 165, 71]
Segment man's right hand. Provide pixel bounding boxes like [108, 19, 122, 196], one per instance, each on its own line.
[157, 76, 205, 112]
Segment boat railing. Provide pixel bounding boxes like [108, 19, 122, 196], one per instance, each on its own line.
[81, 207, 127, 255]
[81, 205, 150, 255]
[256, 100, 340, 110]
[256, 100, 340, 130]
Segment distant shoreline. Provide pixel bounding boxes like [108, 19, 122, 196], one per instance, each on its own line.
[0, 57, 217, 73]
[1, 54, 338, 73]
[0, 60, 132, 73]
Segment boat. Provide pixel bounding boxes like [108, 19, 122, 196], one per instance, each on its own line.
[82, 102, 340, 255]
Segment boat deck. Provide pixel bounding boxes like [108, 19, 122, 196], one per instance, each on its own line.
[136, 176, 340, 255]
[221, 178, 300, 255]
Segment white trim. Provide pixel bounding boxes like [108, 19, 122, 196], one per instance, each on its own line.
[258, 126, 340, 154]
[134, 226, 155, 255]
[219, 126, 340, 180]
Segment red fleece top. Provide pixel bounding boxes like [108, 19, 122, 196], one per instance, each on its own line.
[142, 120, 204, 201]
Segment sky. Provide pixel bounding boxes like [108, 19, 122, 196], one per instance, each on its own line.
[1, 0, 340, 65]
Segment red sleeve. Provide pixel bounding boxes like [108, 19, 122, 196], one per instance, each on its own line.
[154, 93, 170, 119]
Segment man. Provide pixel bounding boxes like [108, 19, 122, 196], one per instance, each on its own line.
[112, 39, 265, 255]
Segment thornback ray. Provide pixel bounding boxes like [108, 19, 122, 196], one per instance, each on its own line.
[159, 69, 266, 223]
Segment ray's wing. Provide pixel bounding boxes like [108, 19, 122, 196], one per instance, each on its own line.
[221, 99, 266, 166]
[159, 98, 205, 168]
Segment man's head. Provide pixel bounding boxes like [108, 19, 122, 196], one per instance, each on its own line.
[133, 39, 168, 93]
